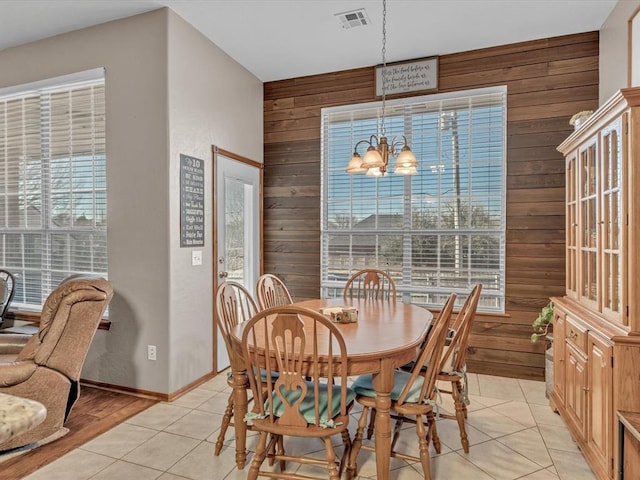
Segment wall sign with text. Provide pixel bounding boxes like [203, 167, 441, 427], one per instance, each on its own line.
[375, 57, 438, 97]
[180, 154, 205, 247]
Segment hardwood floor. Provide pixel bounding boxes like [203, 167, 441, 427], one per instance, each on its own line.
[0, 386, 156, 480]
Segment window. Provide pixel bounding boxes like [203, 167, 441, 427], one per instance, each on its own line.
[321, 86, 506, 311]
[0, 69, 107, 310]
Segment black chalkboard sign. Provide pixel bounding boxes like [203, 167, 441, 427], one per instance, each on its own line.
[180, 154, 205, 247]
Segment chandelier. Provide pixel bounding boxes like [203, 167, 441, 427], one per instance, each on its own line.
[346, 0, 418, 177]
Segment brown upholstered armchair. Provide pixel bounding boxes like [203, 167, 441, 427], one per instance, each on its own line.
[0, 276, 113, 451]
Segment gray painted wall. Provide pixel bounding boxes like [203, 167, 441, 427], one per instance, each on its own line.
[600, 0, 640, 103]
[0, 8, 263, 395]
[166, 10, 262, 393]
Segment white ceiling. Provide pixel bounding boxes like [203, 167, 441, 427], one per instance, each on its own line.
[0, 0, 618, 82]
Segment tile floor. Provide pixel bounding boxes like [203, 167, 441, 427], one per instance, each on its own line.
[16, 373, 596, 480]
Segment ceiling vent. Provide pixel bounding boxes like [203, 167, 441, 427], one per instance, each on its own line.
[335, 8, 370, 29]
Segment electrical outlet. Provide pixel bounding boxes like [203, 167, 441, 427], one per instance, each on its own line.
[147, 345, 157, 361]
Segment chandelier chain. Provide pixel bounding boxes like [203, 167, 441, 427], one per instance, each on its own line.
[345, 0, 417, 176]
[381, 0, 387, 136]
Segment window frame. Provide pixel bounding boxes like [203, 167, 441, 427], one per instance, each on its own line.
[0, 68, 107, 311]
[320, 86, 507, 312]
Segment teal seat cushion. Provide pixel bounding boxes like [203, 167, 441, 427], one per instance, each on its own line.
[270, 381, 356, 428]
[259, 369, 280, 381]
[351, 370, 424, 403]
[226, 368, 279, 382]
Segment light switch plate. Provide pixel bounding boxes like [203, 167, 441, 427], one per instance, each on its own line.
[192, 250, 202, 266]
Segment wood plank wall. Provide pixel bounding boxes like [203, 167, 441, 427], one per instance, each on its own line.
[263, 32, 599, 380]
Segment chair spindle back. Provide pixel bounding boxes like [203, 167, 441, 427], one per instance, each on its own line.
[396, 292, 456, 407]
[343, 269, 396, 301]
[256, 273, 293, 310]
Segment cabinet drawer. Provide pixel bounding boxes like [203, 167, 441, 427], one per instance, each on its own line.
[565, 317, 588, 352]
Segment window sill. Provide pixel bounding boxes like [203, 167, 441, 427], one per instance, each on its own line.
[3, 310, 111, 331]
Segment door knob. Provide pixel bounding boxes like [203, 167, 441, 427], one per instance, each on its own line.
[219, 271, 228, 278]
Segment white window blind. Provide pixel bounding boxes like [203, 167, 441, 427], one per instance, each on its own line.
[321, 86, 506, 311]
[0, 72, 107, 310]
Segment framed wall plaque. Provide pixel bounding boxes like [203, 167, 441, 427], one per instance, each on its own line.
[375, 57, 438, 97]
[180, 154, 205, 247]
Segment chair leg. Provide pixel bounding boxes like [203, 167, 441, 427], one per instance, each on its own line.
[391, 415, 404, 451]
[248, 432, 269, 480]
[452, 381, 470, 453]
[266, 433, 282, 467]
[267, 433, 276, 466]
[215, 392, 234, 455]
[456, 379, 469, 419]
[324, 437, 340, 480]
[416, 415, 432, 480]
[346, 405, 370, 478]
[339, 429, 351, 478]
[366, 407, 376, 439]
[427, 410, 441, 454]
[277, 435, 286, 471]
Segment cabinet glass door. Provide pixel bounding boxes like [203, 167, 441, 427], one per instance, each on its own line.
[600, 119, 624, 324]
[567, 153, 578, 298]
[579, 141, 598, 307]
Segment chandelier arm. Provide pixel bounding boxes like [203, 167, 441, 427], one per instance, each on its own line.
[388, 135, 407, 152]
[353, 138, 374, 154]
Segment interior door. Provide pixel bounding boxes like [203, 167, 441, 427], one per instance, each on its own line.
[214, 148, 262, 372]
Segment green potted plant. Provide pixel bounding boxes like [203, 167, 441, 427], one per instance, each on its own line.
[532, 301, 555, 399]
[531, 301, 554, 343]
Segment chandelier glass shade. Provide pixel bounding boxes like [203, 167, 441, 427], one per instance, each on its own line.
[346, 0, 418, 177]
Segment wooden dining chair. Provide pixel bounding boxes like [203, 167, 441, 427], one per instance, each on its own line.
[0, 269, 16, 327]
[241, 305, 354, 480]
[346, 292, 456, 480]
[342, 268, 396, 301]
[256, 273, 293, 310]
[214, 281, 259, 456]
[432, 283, 482, 454]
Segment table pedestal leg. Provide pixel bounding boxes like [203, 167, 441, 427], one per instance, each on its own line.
[372, 358, 395, 480]
[231, 369, 248, 469]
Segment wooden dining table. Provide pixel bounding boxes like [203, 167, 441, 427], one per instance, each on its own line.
[228, 297, 432, 480]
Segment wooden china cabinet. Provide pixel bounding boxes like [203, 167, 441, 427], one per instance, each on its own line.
[554, 87, 640, 480]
